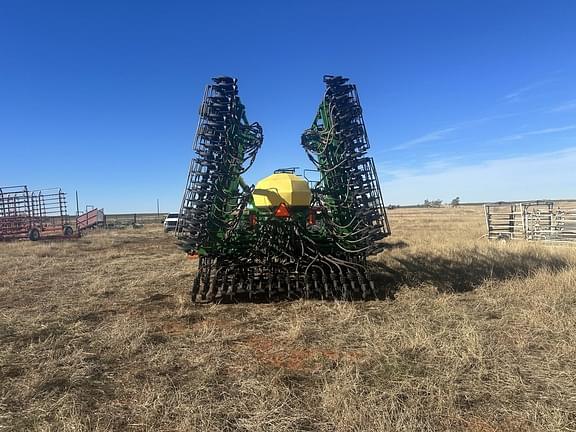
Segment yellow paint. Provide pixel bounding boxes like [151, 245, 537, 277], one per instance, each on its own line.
[252, 173, 311, 208]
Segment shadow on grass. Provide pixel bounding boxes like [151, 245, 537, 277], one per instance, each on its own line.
[378, 240, 410, 251]
[370, 247, 572, 296]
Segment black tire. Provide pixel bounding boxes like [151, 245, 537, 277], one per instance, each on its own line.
[29, 228, 40, 241]
[63, 226, 74, 237]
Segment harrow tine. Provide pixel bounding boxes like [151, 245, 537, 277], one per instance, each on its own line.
[192, 273, 201, 298]
[369, 279, 377, 300]
[322, 273, 330, 299]
[287, 275, 293, 299]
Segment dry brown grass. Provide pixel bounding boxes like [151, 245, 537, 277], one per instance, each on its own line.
[1, 207, 576, 431]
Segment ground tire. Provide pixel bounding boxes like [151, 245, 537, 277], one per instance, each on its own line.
[29, 228, 40, 241]
[63, 226, 74, 237]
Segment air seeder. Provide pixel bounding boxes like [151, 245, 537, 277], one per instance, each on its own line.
[177, 76, 390, 302]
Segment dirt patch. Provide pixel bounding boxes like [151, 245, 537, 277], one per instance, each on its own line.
[244, 335, 364, 372]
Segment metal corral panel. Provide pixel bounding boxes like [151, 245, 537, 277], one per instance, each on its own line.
[485, 201, 576, 243]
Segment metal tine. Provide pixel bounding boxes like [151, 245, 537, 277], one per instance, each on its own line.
[340, 273, 351, 300]
[267, 275, 273, 300]
[322, 273, 330, 299]
[237, 277, 245, 295]
[192, 274, 201, 300]
[227, 272, 237, 298]
[351, 271, 364, 300]
[287, 275, 293, 299]
[329, 272, 339, 299]
[248, 277, 254, 300]
[213, 268, 225, 299]
[310, 273, 318, 299]
[347, 269, 359, 296]
[368, 279, 377, 300]
[201, 260, 212, 300]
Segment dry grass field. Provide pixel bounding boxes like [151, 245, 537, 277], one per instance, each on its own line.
[1, 206, 576, 431]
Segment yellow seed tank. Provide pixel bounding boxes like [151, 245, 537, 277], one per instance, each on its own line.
[252, 173, 311, 208]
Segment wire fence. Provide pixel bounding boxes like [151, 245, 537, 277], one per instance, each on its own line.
[104, 213, 167, 227]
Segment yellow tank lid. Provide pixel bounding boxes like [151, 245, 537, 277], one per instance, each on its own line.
[253, 173, 311, 208]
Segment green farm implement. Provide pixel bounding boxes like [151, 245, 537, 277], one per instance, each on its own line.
[177, 76, 390, 302]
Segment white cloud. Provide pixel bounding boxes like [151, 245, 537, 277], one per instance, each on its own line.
[504, 79, 553, 102]
[389, 112, 528, 152]
[455, 112, 521, 126]
[379, 147, 576, 205]
[501, 125, 576, 141]
[393, 127, 457, 150]
[547, 100, 576, 113]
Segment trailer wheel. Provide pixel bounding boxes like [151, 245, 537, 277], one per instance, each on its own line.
[29, 228, 40, 241]
[63, 226, 74, 237]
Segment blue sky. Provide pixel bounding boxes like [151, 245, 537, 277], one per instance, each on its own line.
[1, 1, 575, 212]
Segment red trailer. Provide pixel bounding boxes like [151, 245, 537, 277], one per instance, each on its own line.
[76, 207, 105, 230]
[0, 185, 76, 241]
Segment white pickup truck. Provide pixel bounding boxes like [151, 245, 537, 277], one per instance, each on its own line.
[163, 213, 179, 232]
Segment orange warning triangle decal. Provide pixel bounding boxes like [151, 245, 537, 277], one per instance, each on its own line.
[274, 202, 290, 218]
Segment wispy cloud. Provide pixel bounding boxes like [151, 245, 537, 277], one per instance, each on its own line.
[454, 112, 520, 126]
[380, 147, 576, 205]
[547, 100, 576, 113]
[390, 112, 529, 151]
[392, 127, 458, 150]
[501, 125, 576, 141]
[379, 155, 465, 180]
[504, 79, 553, 103]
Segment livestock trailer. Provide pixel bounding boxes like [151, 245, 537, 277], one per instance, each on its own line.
[0, 185, 76, 241]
